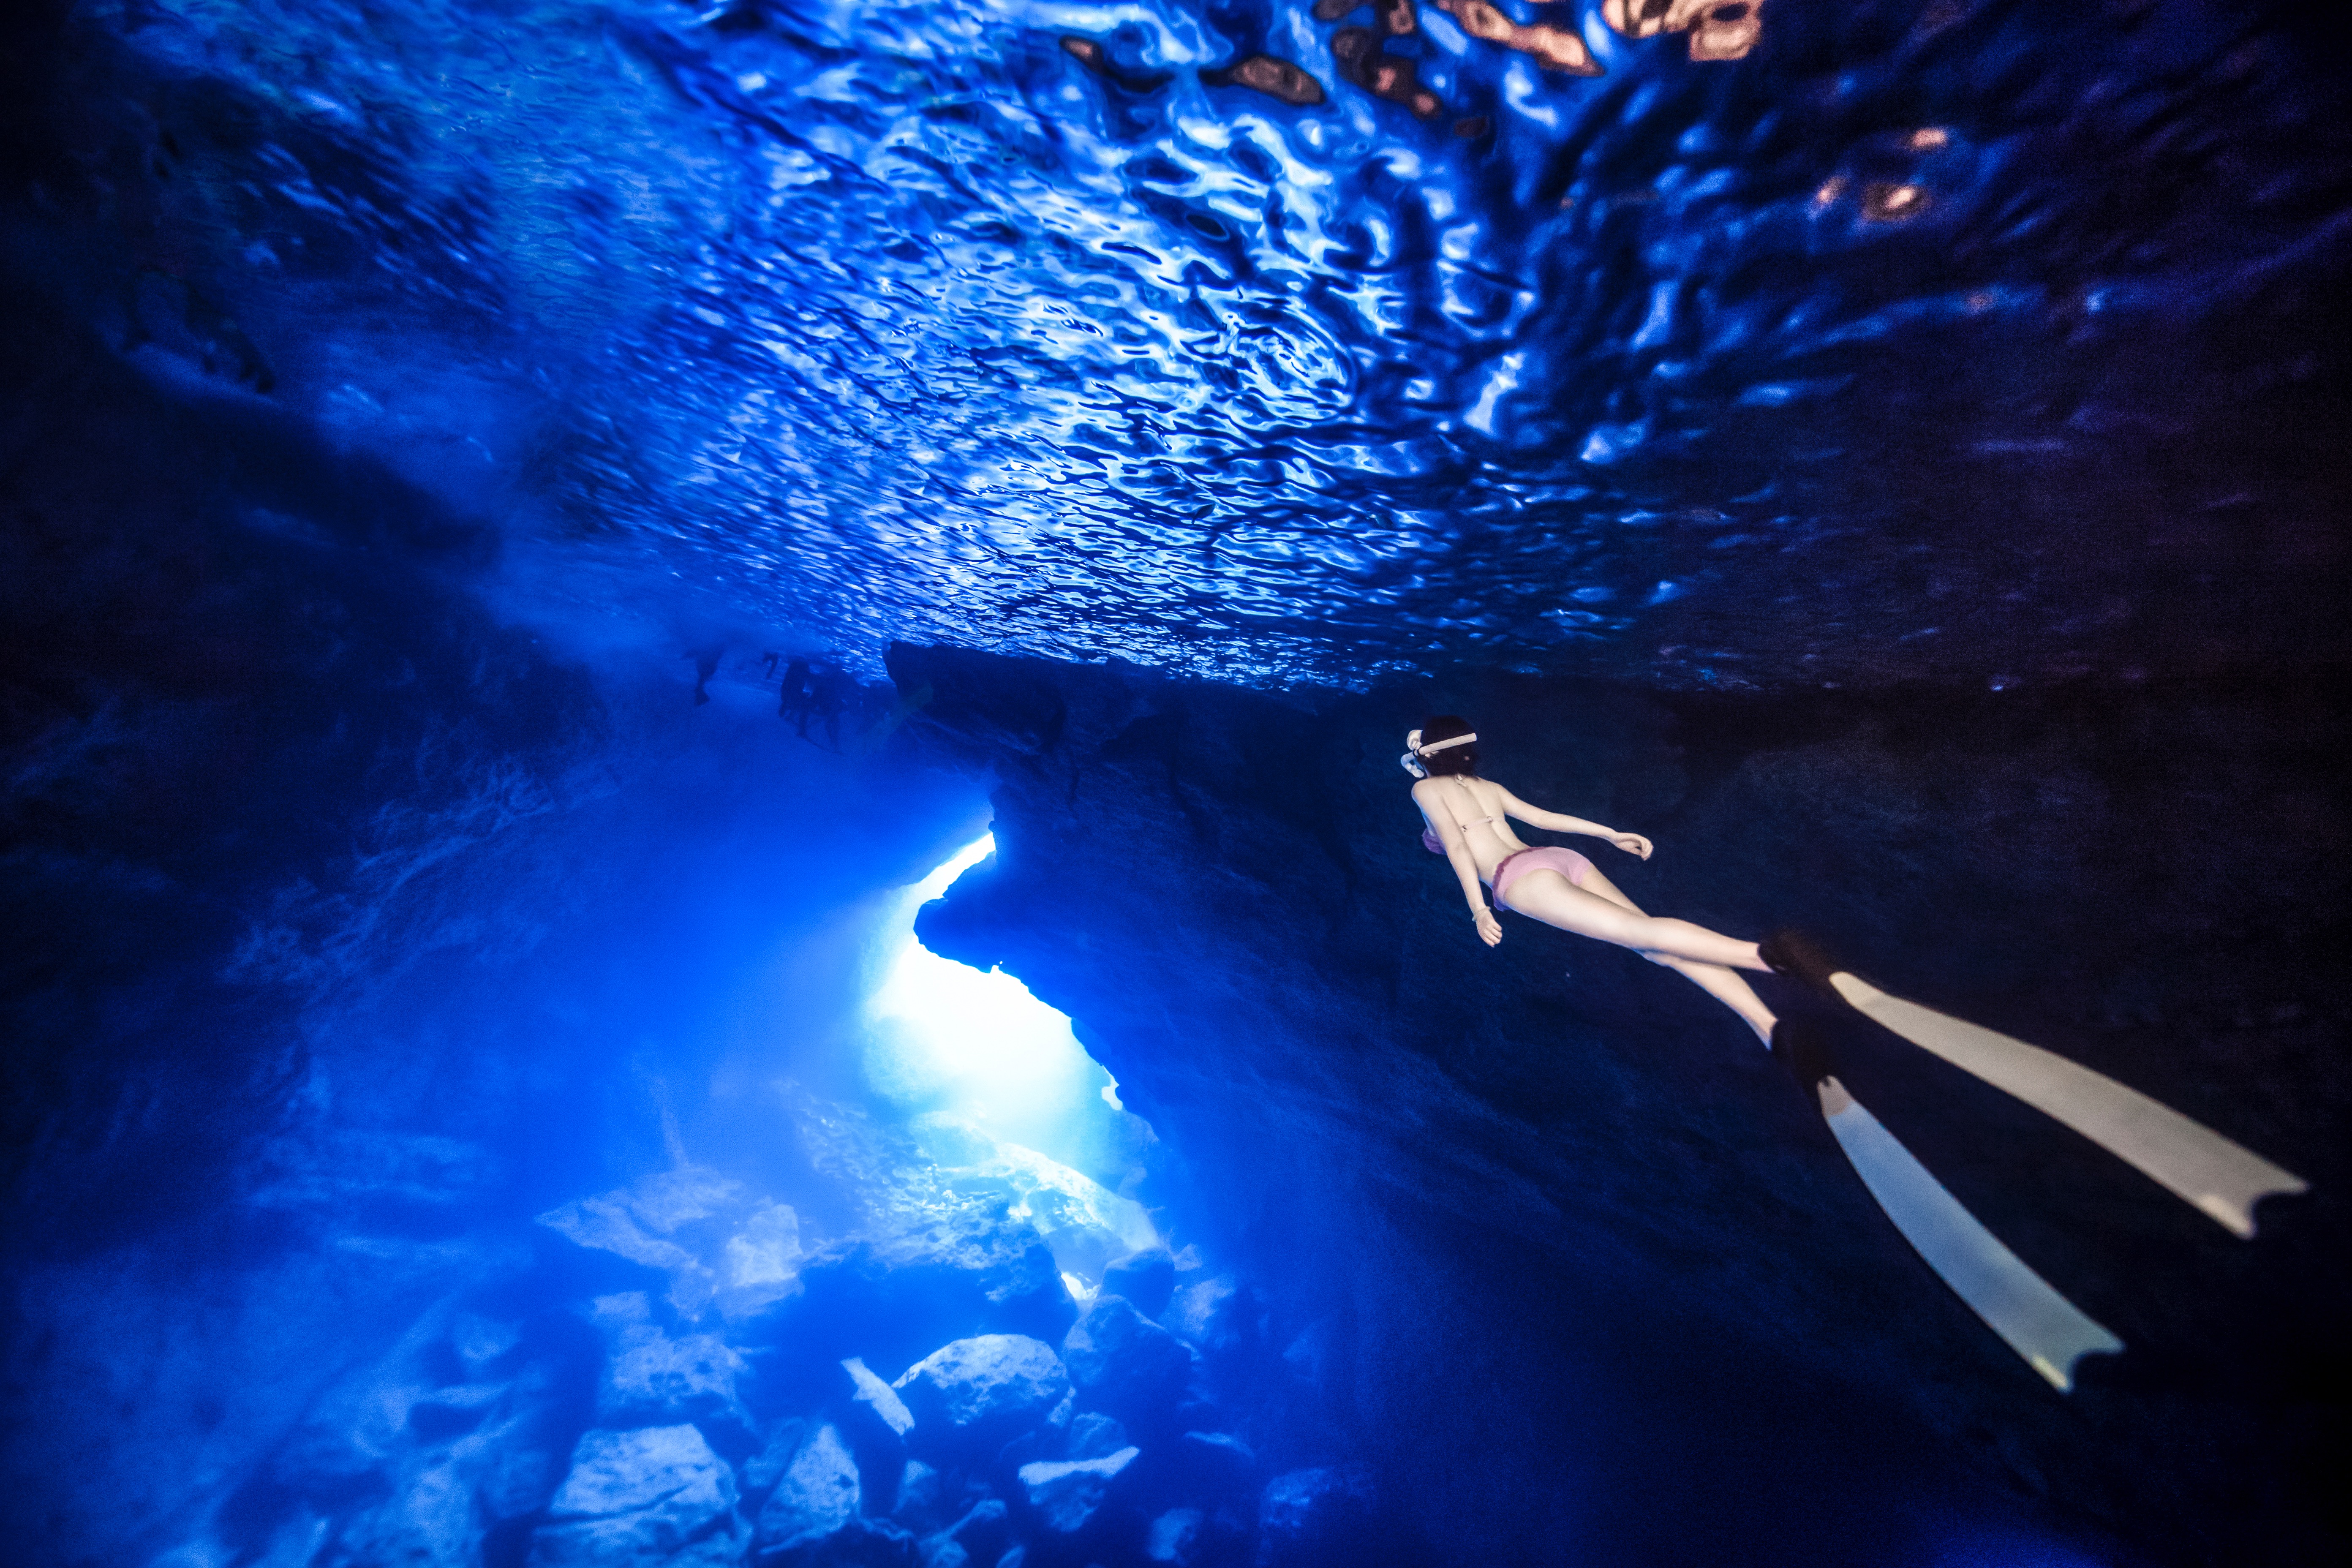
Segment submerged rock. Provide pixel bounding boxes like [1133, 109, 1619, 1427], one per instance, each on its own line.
[597, 1333, 751, 1431]
[1061, 1297, 1190, 1426]
[892, 1336, 1069, 1453]
[1064, 1411, 1130, 1461]
[842, 1356, 916, 1440]
[325, 1453, 477, 1568]
[755, 1424, 861, 1553]
[530, 1425, 743, 1568]
[539, 1169, 803, 1318]
[1145, 1507, 1203, 1565]
[1175, 1431, 1256, 1496]
[1015, 1446, 1138, 1535]
[783, 1209, 1074, 1373]
[1255, 1465, 1378, 1566]
[888, 1459, 947, 1533]
[758, 1516, 918, 1568]
[1100, 1248, 1176, 1318]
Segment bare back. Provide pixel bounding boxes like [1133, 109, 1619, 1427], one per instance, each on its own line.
[1412, 775, 1532, 881]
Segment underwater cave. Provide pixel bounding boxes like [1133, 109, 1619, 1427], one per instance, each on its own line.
[3, 3, 2346, 1566]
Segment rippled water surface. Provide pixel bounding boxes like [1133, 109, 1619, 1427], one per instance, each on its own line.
[46, 0, 2352, 685]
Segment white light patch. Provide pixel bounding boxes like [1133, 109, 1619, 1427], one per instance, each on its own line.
[863, 835, 1149, 1201]
[868, 834, 1091, 1108]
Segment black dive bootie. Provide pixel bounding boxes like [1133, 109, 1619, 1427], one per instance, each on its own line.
[1767, 1015, 1835, 1092]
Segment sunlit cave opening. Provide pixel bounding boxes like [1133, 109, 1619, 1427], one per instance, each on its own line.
[863, 833, 1168, 1300]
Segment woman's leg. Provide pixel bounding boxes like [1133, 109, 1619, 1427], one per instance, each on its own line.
[1570, 866, 1776, 1044]
[1502, 868, 1767, 971]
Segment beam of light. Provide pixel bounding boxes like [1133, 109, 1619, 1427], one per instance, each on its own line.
[863, 834, 1161, 1283]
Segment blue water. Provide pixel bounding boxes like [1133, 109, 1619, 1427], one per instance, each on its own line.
[4, 3, 2344, 1566]
[67, 0, 2346, 687]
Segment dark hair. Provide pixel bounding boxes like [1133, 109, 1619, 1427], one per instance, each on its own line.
[1419, 714, 1478, 776]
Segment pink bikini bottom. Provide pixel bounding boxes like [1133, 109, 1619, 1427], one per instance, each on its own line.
[1491, 846, 1594, 911]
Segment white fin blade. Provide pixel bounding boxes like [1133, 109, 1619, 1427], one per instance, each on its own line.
[1822, 1085, 2124, 1391]
[1829, 974, 2309, 1238]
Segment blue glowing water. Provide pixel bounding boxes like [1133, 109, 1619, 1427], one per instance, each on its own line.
[81, 0, 2346, 687]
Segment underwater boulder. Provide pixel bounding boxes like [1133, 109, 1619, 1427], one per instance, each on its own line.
[1172, 1431, 1256, 1498]
[1145, 1506, 1204, 1565]
[1015, 1445, 1139, 1535]
[754, 1424, 860, 1554]
[776, 1210, 1074, 1375]
[1100, 1248, 1176, 1318]
[1064, 1411, 1130, 1461]
[839, 1355, 917, 1449]
[1254, 1466, 1378, 1567]
[322, 1451, 479, 1568]
[597, 1332, 754, 1443]
[888, 1459, 948, 1533]
[934, 1497, 1010, 1565]
[1062, 1296, 1190, 1428]
[892, 1335, 1071, 1454]
[529, 1425, 744, 1568]
[757, 1516, 919, 1568]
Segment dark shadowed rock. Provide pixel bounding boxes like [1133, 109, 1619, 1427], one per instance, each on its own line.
[324, 1453, 477, 1568]
[758, 1516, 919, 1568]
[1146, 1506, 1203, 1565]
[1175, 1431, 1255, 1497]
[768, 1204, 1075, 1375]
[1100, 1248, 1177, 1318]
[1062, 1296, 1190, 1426]
[742, 1418, 811, 1501]
[530, 1425, 743, 1568]
[923, 1497, 1009, 1568]
[1016, 1446, 1138, 1535]
[1256, 1466, 1378, 1567]
[895, 645, 2352, 1567]
[889, 1459, 947, 1534]
[892, 1336, 1069, 1454]
[1065, 1411, 1130, 1461]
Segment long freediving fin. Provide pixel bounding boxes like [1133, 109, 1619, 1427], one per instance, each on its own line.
[1761, 931, 2310, 1239]
[1812, 1075, 2125, 1392]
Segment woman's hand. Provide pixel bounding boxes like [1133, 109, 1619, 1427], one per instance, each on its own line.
[1607, 830, 1653, 860]
[1473, 906, 1503, 947]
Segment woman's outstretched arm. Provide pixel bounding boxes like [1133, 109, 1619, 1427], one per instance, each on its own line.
[1411, 779, 1505, 946]
[1497, 785, 1653, 860]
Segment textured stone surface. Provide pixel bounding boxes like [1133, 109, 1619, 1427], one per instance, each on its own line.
[1016, 1446, 1138, 1535]
[1060, 1297, 1191, 1428]
[1100, 1249, 1177, 1318]
[530, 1426, 742, 1568]
[891, 1337, 1070, 1453]
[842, 1357, 915, 1438]
[755, 1424, 861, 1553]
[597, 1334, 750, 1430]
[1258, 1467, 1379, 1567]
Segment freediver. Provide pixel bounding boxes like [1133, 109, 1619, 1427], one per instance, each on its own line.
[1402, 715, 2307, 1391]
[1405, 716, 1781, 1045]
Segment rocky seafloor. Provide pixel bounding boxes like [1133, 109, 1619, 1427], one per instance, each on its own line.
[147, 1089, 1388, 1568]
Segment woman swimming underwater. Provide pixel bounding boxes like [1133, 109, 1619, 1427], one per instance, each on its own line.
[1407, 714, 2308, 1394]
[1405, 715, 1780, 1044]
